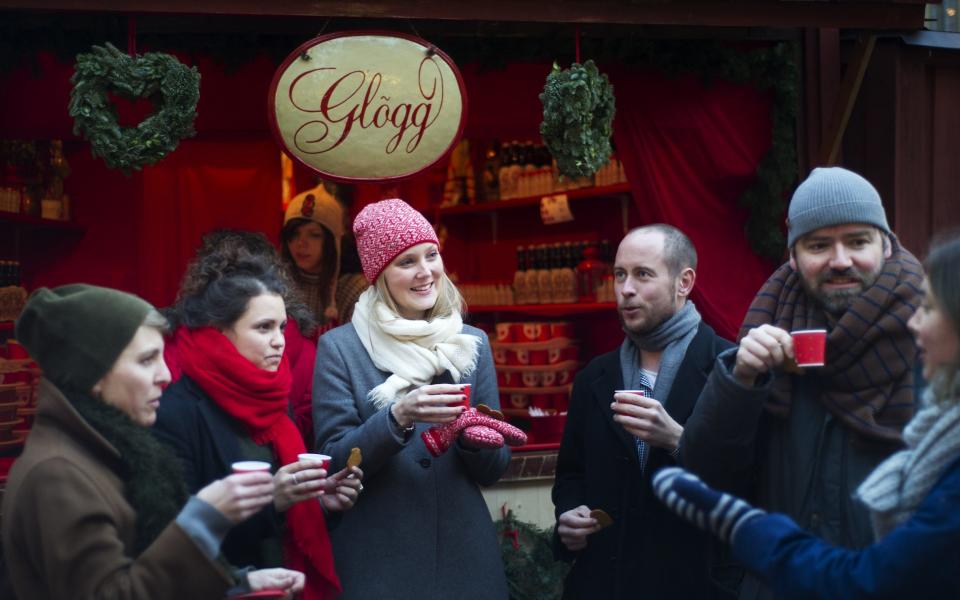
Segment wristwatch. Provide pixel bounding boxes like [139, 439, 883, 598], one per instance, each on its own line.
[388, 407, 415, 438]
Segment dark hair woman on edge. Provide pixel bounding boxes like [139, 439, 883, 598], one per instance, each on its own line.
[653, 234, 960, 599]
[2, 285, 301, 599]
[153, 258, 363, 600]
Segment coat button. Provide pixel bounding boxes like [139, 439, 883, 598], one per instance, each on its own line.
[419, 458, 431, 468]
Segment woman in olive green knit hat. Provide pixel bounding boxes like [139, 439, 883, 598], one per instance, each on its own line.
[1, 284, 305, 599]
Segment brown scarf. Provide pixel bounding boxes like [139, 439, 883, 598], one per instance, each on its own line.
[740, 237, 924, 443]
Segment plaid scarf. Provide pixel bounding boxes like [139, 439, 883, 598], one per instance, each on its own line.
[740, 237, 924, 443]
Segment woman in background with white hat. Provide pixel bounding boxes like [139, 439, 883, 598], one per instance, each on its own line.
[281, 182, 368, 335]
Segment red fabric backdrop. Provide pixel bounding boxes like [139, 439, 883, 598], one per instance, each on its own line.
[1, 52, 778, 335]
[138, 140, 282, 307]
[609, 68, 777, 338]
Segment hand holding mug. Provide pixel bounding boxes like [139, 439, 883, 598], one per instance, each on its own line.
[612, 391, 682, 450]
[273, 457, 329, 512]
[732, 324, 794, 386]
[198, 470, 274, 524]
[391, 383, 469, 427]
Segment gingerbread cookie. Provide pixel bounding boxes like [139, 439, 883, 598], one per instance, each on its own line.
[590, 509, 614, 530]
[347, 447, 363, 469]
[476, 404, 505, 421]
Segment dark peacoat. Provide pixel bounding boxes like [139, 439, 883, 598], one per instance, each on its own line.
[2, 379, 233, 600]
[552, 322, 734, 600]
[153, 375, 286, 569]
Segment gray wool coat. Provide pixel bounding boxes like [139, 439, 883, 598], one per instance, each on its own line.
[313, 323, 510, 599]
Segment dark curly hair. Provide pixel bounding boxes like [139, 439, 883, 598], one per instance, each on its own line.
[176, 259, 290, 331]
[166, 229, 316, 335]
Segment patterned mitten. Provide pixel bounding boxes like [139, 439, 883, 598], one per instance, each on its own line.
[652, 467, 765, 544]
[470, 412, 527, 447]
[459, 425, 504, 449]
[422, 409, 528, 456]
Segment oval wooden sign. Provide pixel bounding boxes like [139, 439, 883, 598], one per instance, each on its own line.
[269, 31, 467, 183]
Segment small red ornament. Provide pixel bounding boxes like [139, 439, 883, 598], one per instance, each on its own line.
[300, 194, 315, 217]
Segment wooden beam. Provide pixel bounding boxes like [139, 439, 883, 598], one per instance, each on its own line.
[0, 1, 928, 30]
[817, 34, 877, 166]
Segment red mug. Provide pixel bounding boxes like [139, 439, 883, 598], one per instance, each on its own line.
[495, 322, 514, 343]
[791, 329, 827, 367]
[509, 393, 530, 408]
[529, 349, 549, 365]
[449, 383, 471, 409]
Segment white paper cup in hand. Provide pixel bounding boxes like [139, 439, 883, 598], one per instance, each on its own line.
[231, 460, 272, 474]
[298, 453, 332, 470]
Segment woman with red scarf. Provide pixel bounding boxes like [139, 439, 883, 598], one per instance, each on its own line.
[154, 257, 362, 600]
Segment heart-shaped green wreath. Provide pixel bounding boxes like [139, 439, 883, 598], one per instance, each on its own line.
[68, 42, 200, 174]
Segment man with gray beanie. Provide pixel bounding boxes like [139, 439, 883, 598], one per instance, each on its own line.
[677, 167, 924, 600]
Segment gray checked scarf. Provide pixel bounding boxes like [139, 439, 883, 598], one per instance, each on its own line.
[619, 301, 701, 410]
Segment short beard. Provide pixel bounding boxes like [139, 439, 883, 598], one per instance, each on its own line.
[801, 267, 882, 315]
[618, 305, 674, 336]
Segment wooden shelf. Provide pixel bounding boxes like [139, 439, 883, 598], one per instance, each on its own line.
[434, 182, 630, 216]
[468, 302, 615, 317]
[0, 212, 85, 233]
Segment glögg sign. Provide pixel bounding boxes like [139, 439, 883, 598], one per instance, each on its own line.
[269, 32, 467, 183]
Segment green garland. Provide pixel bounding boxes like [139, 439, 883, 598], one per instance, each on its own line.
[539, 60, 616, 179]
[495, 509, 569, 599]
[68, 42, 200, 174]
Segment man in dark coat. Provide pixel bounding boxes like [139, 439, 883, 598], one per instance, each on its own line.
[552, 224, 734, 599]
[680, 167, 924, 600]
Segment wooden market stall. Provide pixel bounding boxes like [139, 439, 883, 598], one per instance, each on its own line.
[0, 0, 944, 534]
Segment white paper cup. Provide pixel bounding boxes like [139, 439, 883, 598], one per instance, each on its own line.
[298, 453, 331, 469]
[231, 460, 271, 474]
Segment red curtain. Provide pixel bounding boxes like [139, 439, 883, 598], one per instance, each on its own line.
[609, 68, 778, 340]
[137, 140, 283, 308]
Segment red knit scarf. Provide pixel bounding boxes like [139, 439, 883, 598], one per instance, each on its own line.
[740, 238, 924, 443]
[176, 327, 341, 599]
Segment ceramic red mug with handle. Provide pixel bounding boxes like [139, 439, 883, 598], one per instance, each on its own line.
[791, 329, 827, 368]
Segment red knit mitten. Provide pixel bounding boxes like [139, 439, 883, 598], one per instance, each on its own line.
[460, 425, 505, 449]
[472, 414, 527, 447]
[421, 409, 528, 457]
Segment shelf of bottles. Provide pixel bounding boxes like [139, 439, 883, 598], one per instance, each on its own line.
[437, 140, 629, 216]
[460, 240, 616, 314]
[467, 303, 616, 316]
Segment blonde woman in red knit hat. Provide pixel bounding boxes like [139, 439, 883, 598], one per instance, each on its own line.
[312, 198, 513, 599]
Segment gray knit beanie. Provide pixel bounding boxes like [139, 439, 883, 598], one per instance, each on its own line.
[786, 167, 890, 247]
[15, 284, 155, 393]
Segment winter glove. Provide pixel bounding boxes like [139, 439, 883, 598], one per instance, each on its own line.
[421, 407, 527, 457]
[652, 467, 765, 544]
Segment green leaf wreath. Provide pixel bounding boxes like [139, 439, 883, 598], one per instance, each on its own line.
[539, 60, 616, 179]
[495, 509, 569, 600]
[68, 42, 200, 174]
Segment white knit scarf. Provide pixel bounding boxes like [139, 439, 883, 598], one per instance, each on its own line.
[857, 376, 960, 539]
[351, 288, 480, 409]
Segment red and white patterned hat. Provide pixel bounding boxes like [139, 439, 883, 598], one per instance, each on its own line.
[353, 199, 439, 283]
